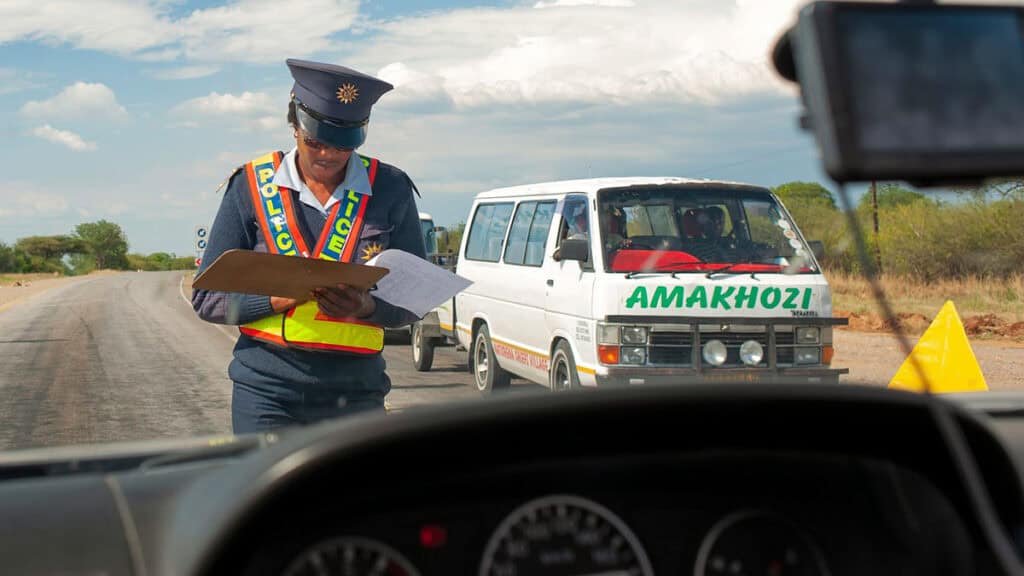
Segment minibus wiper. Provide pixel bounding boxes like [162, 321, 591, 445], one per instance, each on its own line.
[705, 260, 760, 279]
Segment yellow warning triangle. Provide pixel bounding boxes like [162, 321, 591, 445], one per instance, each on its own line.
[889, 301, 987, 393]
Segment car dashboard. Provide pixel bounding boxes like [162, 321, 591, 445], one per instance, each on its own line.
[0, 385, 1022, 576]
[238, 451, 971, 576]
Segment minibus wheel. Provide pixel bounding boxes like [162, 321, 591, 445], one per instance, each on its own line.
[550, 340, 580, 391]
[474, 324, 511, 393]
[411, 321, 435, 372]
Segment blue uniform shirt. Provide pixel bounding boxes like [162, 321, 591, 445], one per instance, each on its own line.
[273, 147, 373, 215]
[192, 151, 426, 396]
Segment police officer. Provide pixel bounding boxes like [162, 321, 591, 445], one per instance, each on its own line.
[193, 59, 426, 433]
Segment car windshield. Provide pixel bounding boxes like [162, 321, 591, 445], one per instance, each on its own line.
[599, 186, 817, 274]
[0, 0, 1021, 454]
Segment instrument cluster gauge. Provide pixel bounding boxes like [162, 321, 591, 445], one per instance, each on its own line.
[479, 494, 654, 576]
[695, 511, 829, 576]
[282, 536, 420, 576]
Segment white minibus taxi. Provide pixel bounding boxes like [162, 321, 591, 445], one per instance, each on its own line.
[421, 177, 848, 392]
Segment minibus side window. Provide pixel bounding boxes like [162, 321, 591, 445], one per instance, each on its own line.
[465, 202, 514, 262]
[557, 195, 590, 244]
[525, 201, 556, 266]
[504, 201, 537, 265]
[554, 194, 592, 270]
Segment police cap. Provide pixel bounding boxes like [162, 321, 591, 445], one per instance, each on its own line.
[286, 58, 394, 150]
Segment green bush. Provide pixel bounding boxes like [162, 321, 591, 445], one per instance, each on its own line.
[878, 199, 1024, 279]
[776, 179, 1023, 280]
[170, 257, 197, 270]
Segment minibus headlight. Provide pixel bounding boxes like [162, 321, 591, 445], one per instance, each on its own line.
[620, 347, 646, 365]
[621, 326, 648, 345]
[796, 327, 821, 344]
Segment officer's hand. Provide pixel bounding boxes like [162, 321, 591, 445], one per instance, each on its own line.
[270, 296, 306, 313]
[312, 284, 376, 319]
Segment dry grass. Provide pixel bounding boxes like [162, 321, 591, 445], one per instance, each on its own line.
[0, 272, 62, 286]
[827, 270, 1024, 325]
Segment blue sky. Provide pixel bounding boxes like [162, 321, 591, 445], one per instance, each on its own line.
[0, 0, 849, 255]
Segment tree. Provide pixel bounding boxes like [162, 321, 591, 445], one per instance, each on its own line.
[439, 222, 465, 254]
[860, 184, 928, 209]
[75, 220, 129, 270]
[771, 182, 837, 209]
[147, 252, 174, 269]
[954, 177, 1024, 202]
[67, 253, 97, 275]
[15, 235, 87, 262]
[0, 242, 16, 272]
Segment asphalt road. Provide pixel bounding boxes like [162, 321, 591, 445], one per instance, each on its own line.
[1, 271, 1020, 452]
[0, 271, 483, 451]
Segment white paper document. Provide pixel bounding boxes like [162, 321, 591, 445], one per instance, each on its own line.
[365, 249, 472, 318]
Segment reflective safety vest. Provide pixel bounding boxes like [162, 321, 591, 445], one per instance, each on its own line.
[239, 151, 384, 355]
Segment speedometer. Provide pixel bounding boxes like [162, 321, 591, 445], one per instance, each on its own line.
[282, 536, 420, 576]
[695, 511, 828, 576]
[479, 494, 654, 576]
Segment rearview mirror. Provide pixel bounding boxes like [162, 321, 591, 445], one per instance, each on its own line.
[779, 1, 1024, 184]
[555, 238, 589, 263]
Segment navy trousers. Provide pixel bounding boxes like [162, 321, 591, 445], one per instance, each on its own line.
[231, 379, 386, 434]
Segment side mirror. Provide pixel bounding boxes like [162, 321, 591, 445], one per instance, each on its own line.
[807, 240, 825, 261]
[432, 226, 449, 251]
[555, 238, 590, 263]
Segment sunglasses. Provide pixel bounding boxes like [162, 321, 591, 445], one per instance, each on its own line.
[297, 131, 351, 152]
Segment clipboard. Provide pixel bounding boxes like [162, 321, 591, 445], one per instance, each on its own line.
[192, 249, 389, 299]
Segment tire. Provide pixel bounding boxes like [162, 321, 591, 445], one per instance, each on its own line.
[549, 340, 580, 392]
[411, 321, 435, 372]
[384, 327, 412, 346]
[473, 325, 511, 394]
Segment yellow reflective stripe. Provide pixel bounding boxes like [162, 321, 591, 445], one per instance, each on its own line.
[283, 301, 383, 353]
[492, 337, 544, 358]
[244, 314, 282, 336]
[251, 151, 278, 166]
[576, 365, 596, 375]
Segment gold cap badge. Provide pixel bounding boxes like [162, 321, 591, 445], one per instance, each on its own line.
[336, 83, 359, 104]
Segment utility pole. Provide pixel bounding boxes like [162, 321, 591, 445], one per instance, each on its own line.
[870, 181, 882, 274]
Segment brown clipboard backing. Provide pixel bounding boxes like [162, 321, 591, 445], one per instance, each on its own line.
[192, 249, 389, 299]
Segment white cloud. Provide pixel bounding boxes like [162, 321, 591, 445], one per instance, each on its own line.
[148, 65, 220, 80]
[348, 0, 804, 108]
[0, 67, 45, 95]
[178, 0, 360, 62]
[172, 91, 288, 132]
[0, 190, 71, 219]
[535, 0, 635, 7]
[0, 0, 358, 63]
[173, 91, 278, 116]
[0, 0, 176, 54]
[134, 47, 183, 62]
[256, 115, 287, 131]
[31, 125, 97, 151]
[20, 82, 128, 119]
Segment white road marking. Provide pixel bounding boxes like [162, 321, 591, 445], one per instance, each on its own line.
[179, 273, 238, 344]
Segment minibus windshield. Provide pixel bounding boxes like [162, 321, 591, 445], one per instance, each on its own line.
[598, 187, 819, 275]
